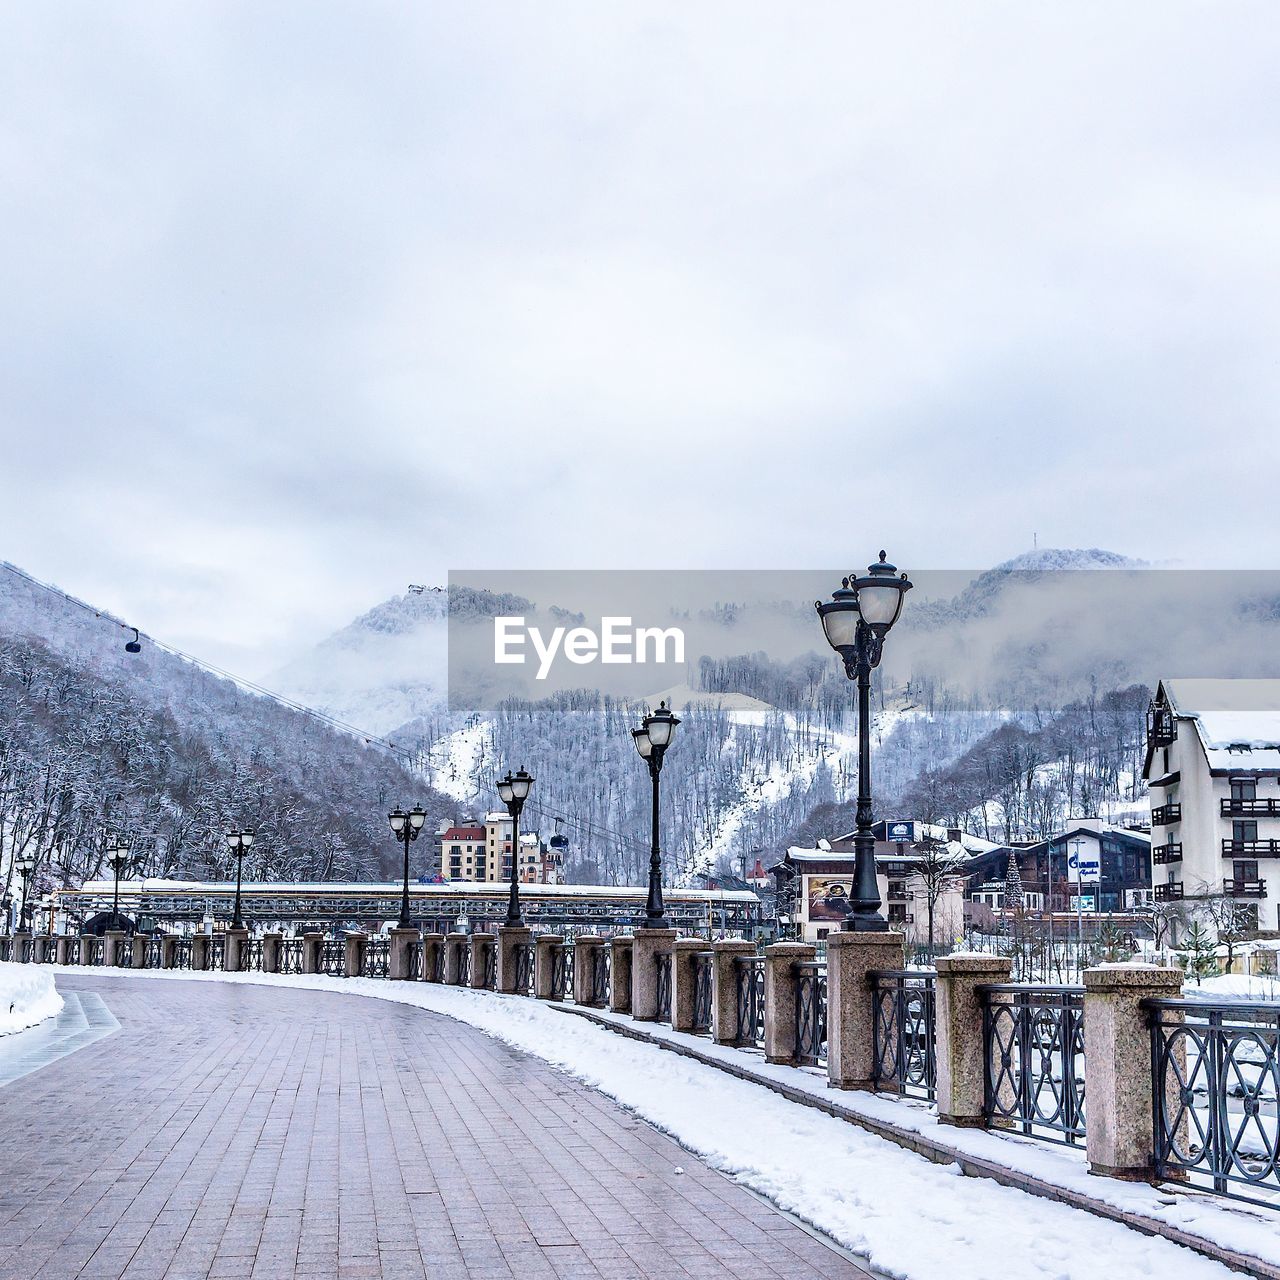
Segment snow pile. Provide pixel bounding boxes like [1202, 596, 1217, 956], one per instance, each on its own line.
[85, 968, 1238, 1280]
[0, 962, 63, 1035]
[1187, 973, 1280, 1002]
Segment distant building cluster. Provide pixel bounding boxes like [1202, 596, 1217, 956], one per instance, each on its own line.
[435, 815, 565, 886]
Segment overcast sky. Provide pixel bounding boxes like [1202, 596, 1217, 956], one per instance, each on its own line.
[2, 3, 1277, 677]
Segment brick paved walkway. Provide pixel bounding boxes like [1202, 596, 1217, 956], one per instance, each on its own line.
[0, 977, 876, 1280]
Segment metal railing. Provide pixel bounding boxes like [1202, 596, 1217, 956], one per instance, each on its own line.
[691, 951, 714, 1034]
[981, 985, 1086, 1145]
[655, 951, 672, 1024]
[172, 937, 193, 970]
[0, 938, 10, 962]
[515, 942, 534, 995]
[430, 943, 444, 984]
[734, 955, 765, 1048]
[551, 943, 574, 1001]
[484, 944, 497, 991]
[209, 935, 225, 970]
[279, 937, 303, 975]
[361, 938, 390, 978]
[591, 946, 611, 1007]
[457, 945, 471, 987]
[794, 961, 828, 1067]
[872, 970, 936, 1100]
[144, 933, 165, 969]
[241, 938, 264, 971]
[83, 936, 104, 967]
[406, 938, 422, 980]
[1148, 998, 1280, 1207]
[319, 939, 346, 977]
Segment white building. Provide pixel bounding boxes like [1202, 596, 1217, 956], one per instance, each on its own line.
[1144, 679, 1280, 937]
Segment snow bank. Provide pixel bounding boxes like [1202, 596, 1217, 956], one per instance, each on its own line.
[0, 962, 63, 1035]
[1187, 973, 1280, 1001]
[67, 967, 1239, 1280]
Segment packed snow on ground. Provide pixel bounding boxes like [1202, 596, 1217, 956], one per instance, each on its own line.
[0, 961, 62, 1035]
[1187, 972, 1280, 1001]
[71, 967, 1242, 1280]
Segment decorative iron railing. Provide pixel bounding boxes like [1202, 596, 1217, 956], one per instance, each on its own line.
[872, 970, 937, 1100]
[457, 945, 471, 987]
[83, 936, 104, 967]
[794, 961, 828, 1067]
[655, 951, 672, 1024]
[515, 942, 534, 996]
[144, 933, 165, 969]
[65, 936, 83, 965]
[551, 943, 574, 1001]
[361, 938, 390, 978]
[241, 938, 264, 971]
[0, 938, 11, 962]
[209, 935, 226, 970]
[319, 939, 346, 977]
[172, 937, 193, 969]
[431, 943, 445, 984]
[1147, 998, 1280, 1207]
[279, 938, 303, 975]
[734, 955, 765, 1048]
[591, 946, 611, 1007]
[692, 951, 714, 1034]
[981, 984, 1086, 1145]
[406, 938, 422, 981]
[484, 943, 497, 991]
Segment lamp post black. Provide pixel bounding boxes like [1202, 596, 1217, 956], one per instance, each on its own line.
[16, 855, 35, 931]
[496, 770, 534, 927]
[816, 552, 912, 932]
[224, 830, 254, 930]
[387, 807, 426, 929]
[632, 701, 681, 929]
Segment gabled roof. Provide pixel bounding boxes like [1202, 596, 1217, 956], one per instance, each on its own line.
[1157, 678, 1280, 774]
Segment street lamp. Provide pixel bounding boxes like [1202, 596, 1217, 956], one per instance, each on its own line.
[496, 769, 534, 927]
[816, 551, 912, 931]
[387, 806, 427, 929]
[106, 841, 131, 929]
[224, 830, 254, 930]
[632, 700, 681, 929]
[16, 854, 36, 931]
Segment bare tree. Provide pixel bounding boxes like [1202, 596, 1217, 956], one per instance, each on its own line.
[909, 835, 969, 960]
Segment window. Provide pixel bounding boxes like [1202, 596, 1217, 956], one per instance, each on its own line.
[888, 904, 907, 924]
[1234, 821, 1259, 847]
[1233, 860, 1259, 884]
[1232, 778, 1258, 803]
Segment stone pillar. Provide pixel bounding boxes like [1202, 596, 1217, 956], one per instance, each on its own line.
[129, 934, 147, 968]
[225, 927, 249, 973]
[1083, 963, 1183, 1179]
[572, 936, 605, 1006]
[762, 942, 815, 1063]
[55, 936, 72, 966]
[31, 935, 49, 964]
[609, 937, 634, 1014]
[826, 931, 906, 1089]
[389, 928, 420, 981]
[302, 932, 323, 975]
[443, 933, 468, 985]
[711, 939, 757, 1044]
[161, 935, 178, 968]
[671, 938, 708, 1032]
[497, 926, 533, 994]
[191, 934, 211, 971]
[262, 932, 283, 974]
[422, 933, 445, 983]
[631, 927, 677, 1021]
[934, 953, 1012, 1126]
[534, 935, 561, 999]
[104, 930, 128, 968]
[345, 932, 366, 979]
[470, 933, 494, 989]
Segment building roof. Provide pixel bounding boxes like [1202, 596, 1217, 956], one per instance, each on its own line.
[440, 826, 486, 841]
[1162, 678, 1280, 773]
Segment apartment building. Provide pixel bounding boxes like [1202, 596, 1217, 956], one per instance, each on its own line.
[437, 823, 487, 881]
[438, 815, 564, 885]
[1143, 678, 1280, 936]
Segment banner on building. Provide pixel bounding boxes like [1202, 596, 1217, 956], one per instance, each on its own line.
[886, 821, 915, 843]
[806, 876, 856, 923]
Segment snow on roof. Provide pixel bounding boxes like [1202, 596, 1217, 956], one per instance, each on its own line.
[1164, 678, 1280, 770]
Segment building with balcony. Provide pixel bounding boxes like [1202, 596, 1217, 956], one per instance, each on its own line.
[1014, 820, 1152, 914]
[1143, 678, 1280, 937]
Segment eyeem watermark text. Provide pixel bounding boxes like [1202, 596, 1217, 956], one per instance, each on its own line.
[494, 616, 685, 680]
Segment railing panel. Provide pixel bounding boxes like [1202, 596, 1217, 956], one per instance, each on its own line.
[872, 970, 937, 1100]
[734, 956, 765, 1048]
[794, 962, 828, 1067]
[144, 933, 165, 969]
[591, 946, 611, 1007]
[457, 945, 471, 987]
[320, 939, 346, 977]
[1149, 998, 1280, 1208]
[484, 944, 497, 991]
[655, 951, 672, 1024]
[551, 944, 574, 1001]
[515, 943, 534, 996]
[242, 938, 264, 972]
[279, 938, 303, 975]
[361, 939, 390, 978]
[982, 985, 1085, 1145]
[692, 952, 714, 1034]
[406, 938, 422, 981]
[172, 937, 192, 970]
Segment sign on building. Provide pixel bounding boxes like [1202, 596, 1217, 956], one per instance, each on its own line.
[1067, 842, 1101, 884]
[886, 821, 915, 843]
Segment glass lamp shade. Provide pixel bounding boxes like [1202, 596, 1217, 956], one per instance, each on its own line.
[408, 807, 426, 831]
[18, 856, 35, 873]
[496, 775, 515, 804]
[225, 831, 240, 850]
[632, 727, 653, 759]
[816, 580, 861, 651]
[241, 829, 254, 847]
[644, 701, 680, 749]
[510, 769, 533, 801]
[388, 809, 407, 834]
[851, 552, 912, 631]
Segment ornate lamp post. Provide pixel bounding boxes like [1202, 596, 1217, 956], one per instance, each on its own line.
[16, 854, 36, 931]
[816, 551, 912, 932]
[388, 807, 427, 929]
[224, 830, 255, 929]
[632, 701, 681, 929]
[105, 842, 132, 929]
[496, 769, 534, 927]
